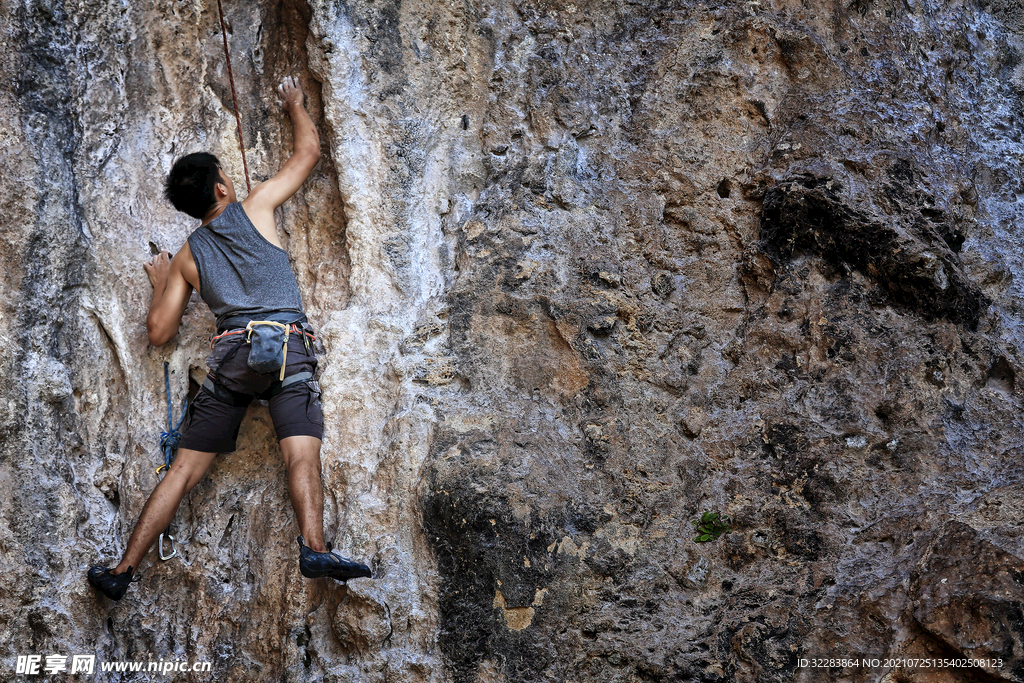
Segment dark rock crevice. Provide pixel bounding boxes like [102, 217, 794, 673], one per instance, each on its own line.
[759, 173, 989, 329]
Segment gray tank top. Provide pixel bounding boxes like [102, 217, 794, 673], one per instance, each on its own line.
[187, 202, 305, 330]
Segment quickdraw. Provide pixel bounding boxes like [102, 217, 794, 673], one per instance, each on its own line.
[156, 361, 187, 561]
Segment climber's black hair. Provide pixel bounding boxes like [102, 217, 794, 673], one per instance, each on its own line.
[165, 152, 223, 219]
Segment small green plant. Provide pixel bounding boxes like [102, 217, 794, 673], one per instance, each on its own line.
[692, 511, 732, 543]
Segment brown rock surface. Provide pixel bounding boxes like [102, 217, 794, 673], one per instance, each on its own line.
[911, 520, 1024, 681]
[2, 0, 1024, 681]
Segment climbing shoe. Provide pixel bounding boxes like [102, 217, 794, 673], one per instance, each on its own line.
[297, 535, 371, 581]
[87, 565, 141, 601]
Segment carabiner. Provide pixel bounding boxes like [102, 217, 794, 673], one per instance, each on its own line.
[159, 532, 176, 561]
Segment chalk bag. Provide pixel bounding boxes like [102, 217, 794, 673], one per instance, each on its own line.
[246, 320, 290, 379]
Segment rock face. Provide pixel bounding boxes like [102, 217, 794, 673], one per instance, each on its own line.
[2, 0, 1024, 681]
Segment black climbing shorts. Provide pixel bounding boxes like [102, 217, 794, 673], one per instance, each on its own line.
[177, 331, 324, 453]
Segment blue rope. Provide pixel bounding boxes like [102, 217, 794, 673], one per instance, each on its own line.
[159, 362, 187, 471]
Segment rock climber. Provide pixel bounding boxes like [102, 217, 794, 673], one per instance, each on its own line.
[87, 76, 371, 601]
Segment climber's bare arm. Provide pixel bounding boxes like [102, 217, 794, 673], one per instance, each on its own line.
[243, 76, 321, 235]
[144, 246, 198, 346]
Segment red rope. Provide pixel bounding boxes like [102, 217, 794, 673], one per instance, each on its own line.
[215, 0, 251, 192]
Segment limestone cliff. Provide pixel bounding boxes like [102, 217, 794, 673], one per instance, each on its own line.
[3, 0, 1024, 681]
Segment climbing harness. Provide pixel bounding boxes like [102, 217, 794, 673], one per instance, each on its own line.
[215, 0, 251, 192]
[156, 361, 187, 561]
[200, 369, 314, 406]
[200, 314, 317, 405]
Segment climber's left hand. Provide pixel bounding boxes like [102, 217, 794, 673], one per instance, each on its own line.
[144, 250, 172, 293]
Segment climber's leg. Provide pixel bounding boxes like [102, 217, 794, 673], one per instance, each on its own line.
[268, 358, 326, 551]
[112, 447, 219, 574]
[279, 435, 327, 553]
[281, 435, 372, 581]
[104, 380, 250, 576]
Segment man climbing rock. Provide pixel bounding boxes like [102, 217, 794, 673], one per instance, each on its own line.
[88, 77, 371, 601]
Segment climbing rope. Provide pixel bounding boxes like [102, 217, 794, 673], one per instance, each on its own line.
[156, 362, 188, 560]
[215, 0, 251, 192]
